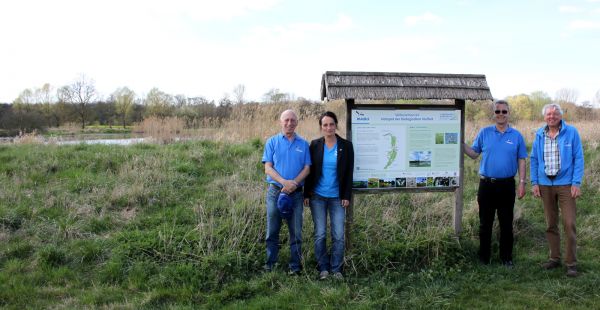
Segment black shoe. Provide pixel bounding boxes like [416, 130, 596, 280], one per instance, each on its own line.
[542, 260, 561, 270]
[503, 260, 514, 268]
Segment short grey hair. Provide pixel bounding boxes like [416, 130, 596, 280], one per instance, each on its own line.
[542, 103, 563, 116]
[493, 99, 510, 111]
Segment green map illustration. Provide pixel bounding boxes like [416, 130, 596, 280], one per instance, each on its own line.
[383, 133, 397, 169]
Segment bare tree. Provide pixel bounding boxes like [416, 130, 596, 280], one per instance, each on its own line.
[232, 84, 246, 105]
[555, 88, 579, 105]
[62, 75, 97, 129]
[174, 94, 188, 108]
[594, 89, 600, 108]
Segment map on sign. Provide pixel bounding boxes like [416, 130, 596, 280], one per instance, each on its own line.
[383, 132, 398, 169]
[350, 107, 461, 190]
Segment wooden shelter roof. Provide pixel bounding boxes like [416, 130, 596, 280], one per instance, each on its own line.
[321, 71, 493, 101]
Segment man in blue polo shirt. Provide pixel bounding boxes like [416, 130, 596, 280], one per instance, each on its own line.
[464, 99, 527, 267]
[262, 109, 311, 274]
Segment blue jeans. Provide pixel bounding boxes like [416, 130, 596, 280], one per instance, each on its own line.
[265, 185, 303, 272]
[310, 194, 345, 273]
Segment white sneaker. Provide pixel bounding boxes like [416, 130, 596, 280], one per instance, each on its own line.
[332, 272, 343, 280]
[319, 270, 329, 280]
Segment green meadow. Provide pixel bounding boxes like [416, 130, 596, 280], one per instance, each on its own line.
[1, 139, 599, 309]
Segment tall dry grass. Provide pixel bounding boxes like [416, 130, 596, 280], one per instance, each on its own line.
[139, 103, 600, 145]
[192, 100, 348, 142]
[466, 119, 600, 144]
[134, 116, 187, 144]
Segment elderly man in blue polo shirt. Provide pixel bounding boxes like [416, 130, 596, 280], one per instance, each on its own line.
[262, 109, 311, 275]
[531, 103, 584, 277]
[464, 99, 527, 267]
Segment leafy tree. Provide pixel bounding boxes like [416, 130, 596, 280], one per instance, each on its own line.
[529, 91, 552, 120]
[112, 87, 136, 128]
[144, 87, 173, 119]
[506, 94, 534, 121]
[37, 83, 56, 127]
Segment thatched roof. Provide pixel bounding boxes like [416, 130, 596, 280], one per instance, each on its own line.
[321, 71, 493, 101]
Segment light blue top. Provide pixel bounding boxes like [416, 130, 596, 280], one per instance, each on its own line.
[315, 142, 339, 198]
[262, 133, 311, 186]
[472, 125, 527, 178]
[530, 120, 584, 186]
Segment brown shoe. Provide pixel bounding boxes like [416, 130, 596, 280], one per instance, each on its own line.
[542, 260, 561, 270]
[566, 266, 578, 277]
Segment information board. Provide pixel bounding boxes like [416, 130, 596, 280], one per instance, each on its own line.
[349, 105, 461, 191]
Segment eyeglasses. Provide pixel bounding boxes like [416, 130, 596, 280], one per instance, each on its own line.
[494, 110, 508, 115]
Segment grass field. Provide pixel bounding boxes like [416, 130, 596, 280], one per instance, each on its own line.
[1, 127, 600, 308]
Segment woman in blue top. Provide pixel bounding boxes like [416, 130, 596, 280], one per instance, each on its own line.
[304, 111, 354, 280]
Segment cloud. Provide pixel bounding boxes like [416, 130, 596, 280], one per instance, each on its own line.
[559, 5, 582, 13]
[569, 20, 600, 29]
[404, 12, 442, 27]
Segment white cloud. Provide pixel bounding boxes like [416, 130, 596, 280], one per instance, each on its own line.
[559, 5, 582, 13]
[569, 20, 600, 29]
[404, 12, 442, 27]
[586, 0, 600, 3]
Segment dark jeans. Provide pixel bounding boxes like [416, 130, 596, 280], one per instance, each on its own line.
[477, 179, 516, 263]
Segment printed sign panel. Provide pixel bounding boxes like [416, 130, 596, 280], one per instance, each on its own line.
[350, 106, 461, 190]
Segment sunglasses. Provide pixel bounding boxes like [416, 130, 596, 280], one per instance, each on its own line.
[494, 110, 508, 114]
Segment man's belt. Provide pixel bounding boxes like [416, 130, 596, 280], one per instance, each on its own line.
[479, 175, 514, 183]
[269, 183, 303, 194]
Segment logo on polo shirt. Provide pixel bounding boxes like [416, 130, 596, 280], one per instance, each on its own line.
[505, 139, 514, 145]
[295, 147, 304, 152]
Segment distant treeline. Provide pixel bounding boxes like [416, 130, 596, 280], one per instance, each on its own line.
[1, 83, 598, 137]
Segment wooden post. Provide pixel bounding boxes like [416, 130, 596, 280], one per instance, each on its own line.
[454, 99, 466, 236]
[345, 98, 355, 249]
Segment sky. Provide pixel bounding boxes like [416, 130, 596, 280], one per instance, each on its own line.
[1, 0, 599, 104]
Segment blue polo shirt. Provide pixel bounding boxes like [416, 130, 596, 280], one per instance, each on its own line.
[262, 133, 311, 186]
[472, 125, 527, 178]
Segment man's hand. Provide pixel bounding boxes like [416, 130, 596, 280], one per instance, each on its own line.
[571, 185, 581, 199]
[517, 182, 526, 199]
[341, 199, 350, 208]
[281, 179, 298, 194]
[532, 185, 541, 198]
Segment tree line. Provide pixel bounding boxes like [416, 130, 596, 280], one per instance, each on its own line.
[466, 89, 600, 123]
[1, 75, 599, 137]
[0, 75, 299, 136]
